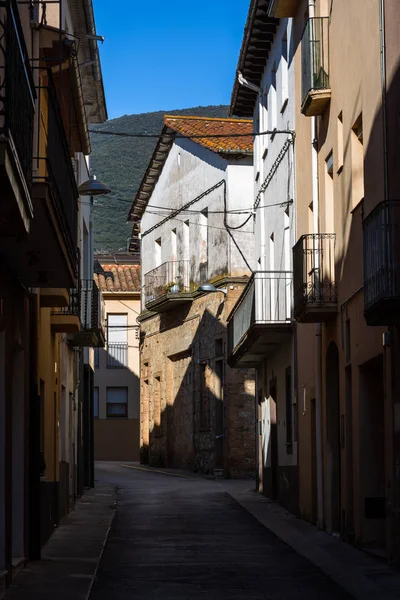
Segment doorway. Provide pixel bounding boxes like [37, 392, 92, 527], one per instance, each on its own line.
[359, 355, 385, 554]
[0, 332, 5, 570]
[269, 378, 278, 501]
[325, 342, 341, 533]
[215, 360, 224, 469]
[12, 346, 25, 560]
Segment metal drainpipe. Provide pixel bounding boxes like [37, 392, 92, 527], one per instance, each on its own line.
[308, 0, 324, 529]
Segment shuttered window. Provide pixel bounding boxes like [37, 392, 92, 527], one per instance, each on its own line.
[106, 387, 128, 418]
[94, 387, 99, 418]
[107, 314, 128, 368]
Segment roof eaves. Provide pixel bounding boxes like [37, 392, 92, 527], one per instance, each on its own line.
[229, 0, 278, 117]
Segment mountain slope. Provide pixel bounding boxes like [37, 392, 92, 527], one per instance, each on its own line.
[90, 105, 230, 253]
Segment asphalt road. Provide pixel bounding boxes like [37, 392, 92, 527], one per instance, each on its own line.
[90, 462, 353, 600]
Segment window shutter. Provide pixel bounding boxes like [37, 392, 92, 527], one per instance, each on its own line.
[107, 314, 127, 344]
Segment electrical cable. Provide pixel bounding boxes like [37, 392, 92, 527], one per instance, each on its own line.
[89, 128, 295, 140]
[145, 211, 254, 233]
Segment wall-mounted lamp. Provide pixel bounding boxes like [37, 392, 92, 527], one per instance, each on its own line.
[196, 283, 227, 297]
[78, 175, 111, 197]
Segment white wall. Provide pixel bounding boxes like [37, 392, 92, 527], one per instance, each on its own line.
[254, 18, 296, 273]
[140, 138, 254, 302]
[252, 18, 298, 469]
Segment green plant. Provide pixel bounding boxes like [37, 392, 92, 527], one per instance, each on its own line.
[164, 281, 178, 293]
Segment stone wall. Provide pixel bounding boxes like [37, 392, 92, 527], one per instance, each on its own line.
[140, 280, 255, 477]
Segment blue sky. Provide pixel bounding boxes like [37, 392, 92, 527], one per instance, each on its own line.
[93, 0, 248, 120]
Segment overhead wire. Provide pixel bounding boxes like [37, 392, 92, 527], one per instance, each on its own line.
[89, 129, 295, 140]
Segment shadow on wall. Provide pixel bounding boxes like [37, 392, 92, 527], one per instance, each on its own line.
[94, 345, 140, 462]
[141, 300, 256, 478]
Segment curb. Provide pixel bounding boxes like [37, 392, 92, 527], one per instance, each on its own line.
[226, 486, 400, 600]
[85, 485, 117, 600]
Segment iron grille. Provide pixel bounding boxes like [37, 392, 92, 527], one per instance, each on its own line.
[363, 201, 400, 315]
[144, 260, 191, 305]
[293, 233, 337, 318]
[301, 17, 330, 104]
[0, 0, 35, 187]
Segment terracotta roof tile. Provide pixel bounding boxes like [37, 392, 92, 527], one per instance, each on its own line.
[94, 264, 141, 293]
[163, 115, 253, 154]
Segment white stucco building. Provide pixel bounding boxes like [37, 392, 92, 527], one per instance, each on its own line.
[227, 10, 299, 512]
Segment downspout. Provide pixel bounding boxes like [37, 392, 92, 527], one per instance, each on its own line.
[308, 0, 324, 529]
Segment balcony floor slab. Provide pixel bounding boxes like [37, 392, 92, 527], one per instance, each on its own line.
[228, 322, 293, 368]
[145, 292, 193, 314]
[301, 88, 332, 117]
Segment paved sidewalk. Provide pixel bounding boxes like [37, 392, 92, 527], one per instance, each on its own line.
[4, 483, 115, 600]
[225, 480, 400, 600]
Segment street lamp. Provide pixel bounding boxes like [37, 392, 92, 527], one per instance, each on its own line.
[196, 283, 227, 296]
[78, 175, 111, 196]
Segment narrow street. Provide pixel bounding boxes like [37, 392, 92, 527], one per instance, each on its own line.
[91, 463, 352, 600]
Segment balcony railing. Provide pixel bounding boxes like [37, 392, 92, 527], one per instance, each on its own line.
[363, 201, 400, 325]
[55, 286, 80, 319]
[52, 280, 105, 345]
[80, 279, 104, 331]
[144, 260, 192, 308]
[107, 343, 128, 368]
[34, 70, 78, 272]
[0, 0, 35, 188]
[293, 233, 337, 322]
[228, 272, 292, 365]
[301, 17, 330, 116]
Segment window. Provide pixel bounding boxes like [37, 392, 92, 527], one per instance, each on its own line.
[281, 33, 289, 112]
[262, 92, 269, 158]
[337, 112, 344, 173]
[107, 314, 128, 368]
[215, 338, 223, 357]
[345, 319, 351, 364]
[200, 363, 210, 430]
[270, 63, 278, 133]
[154, 375, 162, 436]
[155, 237, 162, 267]
[94, 348, 100, 369]
[325, 151, 334, 231]
[94, 387, 99, 418]
[351, 113, 364, 208]
[199, 209, 208, 282]
[106, 387, 128, 418]
[171, 228, 177, 262]
[326, 152, 334, 178]
[285, 367, 293, 452]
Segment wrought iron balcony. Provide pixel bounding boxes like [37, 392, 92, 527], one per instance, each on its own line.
[293, 233, 337, 323]
[227, 272, 293, 368]
[301, 17, 331, 116]
[32, 70, 79, 284]
[363, 201, 400, 325]
[51, 280, 105, 346]
[0, 0, 36, 234]
[144, 260, 193, 313]
[51, 287, 80, 334]
[75, 279, 105, 347]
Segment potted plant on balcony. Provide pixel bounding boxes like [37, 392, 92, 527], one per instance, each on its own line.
[164, 281, 180, 293]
